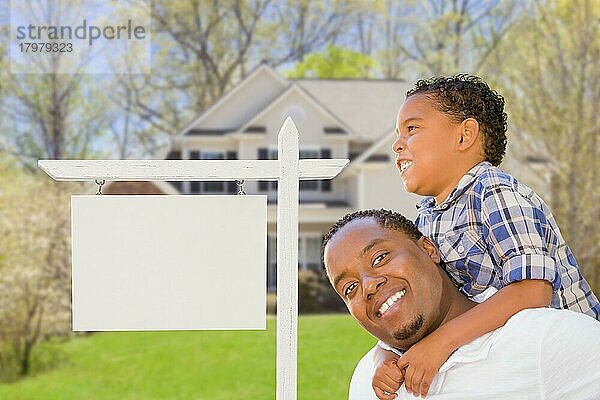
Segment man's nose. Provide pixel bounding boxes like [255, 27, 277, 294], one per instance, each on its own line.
[392, 135, 406, 154]
[362, 274, 385, 301]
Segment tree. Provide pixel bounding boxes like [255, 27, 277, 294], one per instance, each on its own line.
[114, 0, 358, 145]
[348, 0, 525, 79]
[494, 0, 600, 292]
[2, 1, 110, 168]
[286, 44, 377, 79]
[0, 158, 74, 380]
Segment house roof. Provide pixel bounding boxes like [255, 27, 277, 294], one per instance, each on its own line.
[295, 79, 410, 141]
[176, 65, 410, 142]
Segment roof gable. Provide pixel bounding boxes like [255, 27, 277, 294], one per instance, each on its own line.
[179, 64, 288, 136]
[238, 83, 359, 140]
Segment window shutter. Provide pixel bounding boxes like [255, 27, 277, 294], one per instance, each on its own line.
[189, 151, 201, 160]
[190, 181, 201, 193]
[258, 148, 268, 191]
[320, 149, 332, 191]
[227, 152, 238, 193]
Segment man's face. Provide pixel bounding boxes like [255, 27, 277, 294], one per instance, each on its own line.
[324, 218, 446, 350]
[392, 94, 461, 199]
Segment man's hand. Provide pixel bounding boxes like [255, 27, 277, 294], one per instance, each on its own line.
[396, 330, 453, 398]
[372, 354, 404, 399]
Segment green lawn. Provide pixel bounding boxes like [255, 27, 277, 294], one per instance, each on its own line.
[0, 315, 375, 400]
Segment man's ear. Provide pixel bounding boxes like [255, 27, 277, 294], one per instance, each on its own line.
[457, 118, 480, 151]
[418, 236, 441, 263]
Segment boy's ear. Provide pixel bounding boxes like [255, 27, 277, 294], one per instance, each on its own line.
[418, 236, 441, 263]
[458, 118, 480, 150]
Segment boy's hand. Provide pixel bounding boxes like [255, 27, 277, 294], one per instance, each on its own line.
[396, 330, 453, 398]
[372, 356, 404, 400]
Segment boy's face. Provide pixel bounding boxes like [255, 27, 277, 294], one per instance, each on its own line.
[392, 94, 463, 201]
[324, 217, 445, 350]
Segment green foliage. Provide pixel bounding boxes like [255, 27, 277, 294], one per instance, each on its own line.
[0, 315, 375, 399]
[266, 292, 277, 314]
[0, 159, 74, 381]
[287, 45, 377, 79]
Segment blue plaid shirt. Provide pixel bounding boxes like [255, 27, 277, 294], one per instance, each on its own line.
[416, 161, 600, 320]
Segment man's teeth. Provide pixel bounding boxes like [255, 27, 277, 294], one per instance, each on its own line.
[399, 161, 413, 173]
[378, 289, 406, 316]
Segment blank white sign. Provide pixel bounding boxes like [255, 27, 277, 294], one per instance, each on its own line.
[71, 195, 267, 331]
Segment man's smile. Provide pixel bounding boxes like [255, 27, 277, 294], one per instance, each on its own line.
[375, 288, 407, 317]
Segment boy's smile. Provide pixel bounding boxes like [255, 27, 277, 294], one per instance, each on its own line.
[393, 94, 473, 204]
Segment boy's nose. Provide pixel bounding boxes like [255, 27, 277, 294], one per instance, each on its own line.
[392, 135, 406, 153]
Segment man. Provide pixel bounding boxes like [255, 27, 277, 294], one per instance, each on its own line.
[322, 209, 600, 400]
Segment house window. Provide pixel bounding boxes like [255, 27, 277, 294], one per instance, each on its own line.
[190, 182, 201, 193]
[188, 150, 227, 193]
[258, 148, 332, 192]
[258, 149, 279, 191]
[267, 236, 277, 290]
[298, 236, 323, 272]
[267, 236, 323, 290]
[202, 151, 224, 160]
[299, 149, 332, 191]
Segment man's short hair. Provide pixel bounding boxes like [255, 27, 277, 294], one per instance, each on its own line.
[407, 74, 508, 166]
[321, 209, 423, 264]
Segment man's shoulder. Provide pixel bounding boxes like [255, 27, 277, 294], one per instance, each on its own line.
[505, 308, 600, 336]
[474, 308, 600, 364]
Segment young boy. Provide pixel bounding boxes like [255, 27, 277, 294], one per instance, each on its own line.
[372, 75, 600, 399]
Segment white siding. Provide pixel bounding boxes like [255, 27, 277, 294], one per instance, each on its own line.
[361, 162, 420, 221]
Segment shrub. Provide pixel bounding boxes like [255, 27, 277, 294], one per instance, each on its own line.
[266, 293, 277, 315]
[265, 270, 347, 315]
[298, 269, 346, 314]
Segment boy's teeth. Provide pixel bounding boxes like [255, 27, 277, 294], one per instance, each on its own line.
[400, 161, 413, 173]
[378, 289, 406, 316]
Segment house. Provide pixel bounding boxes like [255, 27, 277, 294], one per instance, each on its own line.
[104, 65, 552, 291]
[163, 65, 421, 290]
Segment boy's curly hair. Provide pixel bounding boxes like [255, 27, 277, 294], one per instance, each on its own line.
[407, 74, 508, 166]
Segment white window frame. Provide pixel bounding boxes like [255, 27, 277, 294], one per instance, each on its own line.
[267, 234, 323, 291]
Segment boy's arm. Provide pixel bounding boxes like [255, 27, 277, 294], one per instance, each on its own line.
[440, 278, 552, 351]
[401, 181, 561, 397]
[398, 279, 552, 398]
[372, 346, 403, 400]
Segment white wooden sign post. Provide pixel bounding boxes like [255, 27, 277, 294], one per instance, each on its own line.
[39, 117, 349, 400]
